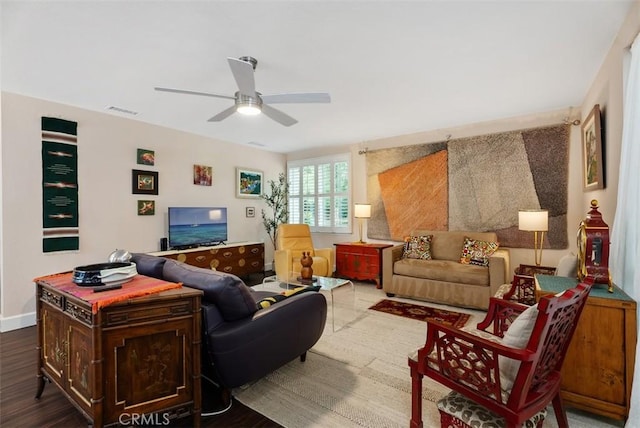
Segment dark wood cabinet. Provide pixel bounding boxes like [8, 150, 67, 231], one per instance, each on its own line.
[156, 242, 264, 278]
[334, 242, 392, 288]
[35, 274, 202, 428]
[536, 275, 636, 421]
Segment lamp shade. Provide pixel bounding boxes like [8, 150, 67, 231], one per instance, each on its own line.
[354, 203, 372, 218]
[518, 210, 549, 231]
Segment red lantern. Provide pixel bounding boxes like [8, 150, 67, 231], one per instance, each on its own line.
[577, 199, 613, 292]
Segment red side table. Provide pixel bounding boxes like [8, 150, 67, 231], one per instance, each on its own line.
[334, 242, 393, 288]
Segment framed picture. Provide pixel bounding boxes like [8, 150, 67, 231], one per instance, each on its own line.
[136, 148, 155, 166]
[246, 207, 255, 218]
[137, 200, 155, 216]
[581, 104, 605, 191]
[132, 169, 159, 195]
[194, 164, 212, 186]
[236, 167, 263, 198]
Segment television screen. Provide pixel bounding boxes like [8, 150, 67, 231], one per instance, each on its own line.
[168, 207, 228, 249]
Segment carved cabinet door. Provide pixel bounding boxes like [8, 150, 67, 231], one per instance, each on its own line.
[102, 319, 194, 424]
[41, 306, 66, 385]
[66, 319, 94, 413]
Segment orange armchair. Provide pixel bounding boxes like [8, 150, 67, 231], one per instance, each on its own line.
[274, 224, 333, 279]
[409, 280, 593, 428]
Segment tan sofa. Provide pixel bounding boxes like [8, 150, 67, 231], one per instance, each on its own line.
[382, 230, 510, 310]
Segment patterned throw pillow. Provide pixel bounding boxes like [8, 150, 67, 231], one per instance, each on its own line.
[402, 235, 433, 260]
[459, 237, 499, 266]
[256, 285, 321, 309]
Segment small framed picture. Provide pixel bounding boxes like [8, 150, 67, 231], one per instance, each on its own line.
[246, 207, 255, 218]
[137, 148, 155, 166]
[581, 104, 605, 191]
[132, 169, 159, 195]
[137, 200, 155, 216]
[194, 164, 212, 186]
[236, 167, 263, 198]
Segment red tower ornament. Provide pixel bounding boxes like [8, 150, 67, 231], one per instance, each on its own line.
[577, 199, 613, 292]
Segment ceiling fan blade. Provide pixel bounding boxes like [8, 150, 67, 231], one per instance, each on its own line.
[207, 105, 237, 122]
[261, 104, 298, 127]
[262, 93, 331, 104]
[227, 57, 256, 97]
[154, 87, 235, 100]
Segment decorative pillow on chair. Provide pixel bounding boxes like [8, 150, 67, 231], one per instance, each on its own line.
[402, 235, 433, 260]
[556, 253, 578, 278]
[499, 303, 539, 391]
[460, 237, 499, 266]
[256, 285, 321, 309]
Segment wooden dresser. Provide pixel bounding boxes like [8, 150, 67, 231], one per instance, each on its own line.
[334, 242, 393, 288]
[535, 275, 636, 421]
[154, 241, 264, 278]
[35, 274, 202, 428]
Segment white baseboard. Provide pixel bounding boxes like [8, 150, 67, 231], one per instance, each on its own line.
[0, 312, 36, 332]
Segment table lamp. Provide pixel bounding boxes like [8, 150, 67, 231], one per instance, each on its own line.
[518, 209, 548, 266]
[354, 203, 372, 244]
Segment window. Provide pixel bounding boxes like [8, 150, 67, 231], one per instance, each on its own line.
[288, 154, 350, 233]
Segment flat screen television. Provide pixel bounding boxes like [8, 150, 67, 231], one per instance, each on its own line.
[168, 207, 228, 249]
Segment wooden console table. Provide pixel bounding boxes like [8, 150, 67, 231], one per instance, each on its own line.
[35, 273, 202, 428]
[535, 275, 636, 421]
[334, 242, 393, 288]
[153, 241, 264, 278]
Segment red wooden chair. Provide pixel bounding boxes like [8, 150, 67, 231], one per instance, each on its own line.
[408, 280, 593, 428]
[501, 264, 557, 305]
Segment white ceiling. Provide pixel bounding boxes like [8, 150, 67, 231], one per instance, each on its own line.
[1, 1, 634, 153]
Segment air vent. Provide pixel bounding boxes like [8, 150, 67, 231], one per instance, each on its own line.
[247, 141, 265, 147]
[106, 106, 139, 115]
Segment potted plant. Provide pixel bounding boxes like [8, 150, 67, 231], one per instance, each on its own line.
[261, 172, 289, 251]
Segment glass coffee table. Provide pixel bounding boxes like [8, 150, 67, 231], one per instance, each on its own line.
[260, 273, 355, 332]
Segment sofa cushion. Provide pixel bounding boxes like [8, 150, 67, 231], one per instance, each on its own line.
[402, 235, 433, 260]
[460, 237, 499, 267]
[162, 260, 257, 321]
[131, 253, 167, 279]
[393, 259, 489, 286]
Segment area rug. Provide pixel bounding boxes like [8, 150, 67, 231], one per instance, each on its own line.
[368, 299, 470, 328]
[233, 285, 612, 428]
[233, 288, 479, 428]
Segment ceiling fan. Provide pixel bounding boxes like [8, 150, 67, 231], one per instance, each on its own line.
[154, 56, 331, 127]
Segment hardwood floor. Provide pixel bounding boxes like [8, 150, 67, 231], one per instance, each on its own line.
[0, 272, 280, 428]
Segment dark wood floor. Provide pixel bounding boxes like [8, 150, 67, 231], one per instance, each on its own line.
[0, 273, 281, 428]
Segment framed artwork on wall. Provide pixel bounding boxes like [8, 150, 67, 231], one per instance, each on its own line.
[194, 164, 212, 186]
[137, 200, 155, 215]
[136, 148, 155, 166]
[581, 104, 605, 191]
[236, 167, 263, 198]
[132, 169, 159, 195]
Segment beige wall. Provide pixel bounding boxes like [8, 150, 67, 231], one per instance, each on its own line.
[580, 0, 640, 227]
[0, 92, 285, 331]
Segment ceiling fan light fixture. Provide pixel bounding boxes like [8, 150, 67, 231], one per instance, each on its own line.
[236, 92, 262, 116]
[237, 104, 261, 115]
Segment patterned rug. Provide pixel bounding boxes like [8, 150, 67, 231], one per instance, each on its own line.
[369, 299, 470, 328]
